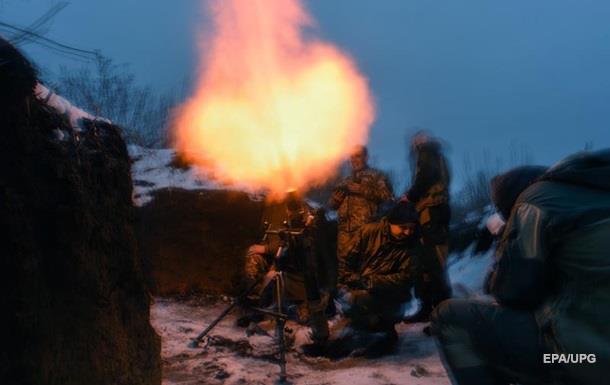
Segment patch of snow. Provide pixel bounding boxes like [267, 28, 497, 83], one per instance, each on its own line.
[129, 145, 262, 206]
[34, 83, 110, 131]
[325, 209, 338, 222]
[447, 245, 495, 298]
[402, 288, 422, 318]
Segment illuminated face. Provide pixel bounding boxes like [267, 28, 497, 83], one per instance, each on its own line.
[389, 223, 416, 240]
[350, 148, 368, 172]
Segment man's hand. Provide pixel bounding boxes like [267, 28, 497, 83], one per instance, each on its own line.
[343, 272, 367, 289]
[330, 188, 347, 204]
[343, 272, 360, 283]
[264, 269, 280, 281]
[346, 182, 363, 195]
[247, 244, 267, 255]
[486, 213, 506, 236]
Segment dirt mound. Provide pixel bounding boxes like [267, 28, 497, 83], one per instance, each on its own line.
[0, 38, 160, 385]
[135, 188, 265, 296]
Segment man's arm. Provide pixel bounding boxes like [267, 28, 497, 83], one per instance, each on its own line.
[364, 257, 414, 295]
[328, 182, 347, 210]
[488, 203, 550, 309]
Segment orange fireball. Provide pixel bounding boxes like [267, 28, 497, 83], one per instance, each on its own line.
[173, 0, 375, 198]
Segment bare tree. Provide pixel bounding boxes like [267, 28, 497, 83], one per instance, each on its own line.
[53, 56, 177, 147]
[452, 142, 534, 224]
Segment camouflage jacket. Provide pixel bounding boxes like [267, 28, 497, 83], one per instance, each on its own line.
[328, 167, 393, 233]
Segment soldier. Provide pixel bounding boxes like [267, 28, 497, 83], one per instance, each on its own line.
[329, 145, 394, 285]
[402, 131, 452, 322]
[240, 192, 331, 346]
[331, 201, 421, 357]
[432, 150, 610, 385]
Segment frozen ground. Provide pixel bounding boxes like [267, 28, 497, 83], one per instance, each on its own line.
[150, 251, 493, 385]
[151, 298, 449, 385]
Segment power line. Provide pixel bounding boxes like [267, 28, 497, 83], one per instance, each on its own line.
[0, 20, 100, 62]
[11, 2, 69, 45]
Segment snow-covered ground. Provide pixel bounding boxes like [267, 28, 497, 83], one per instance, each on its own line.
[151, 298, 448, 385]
[150, 250, 494, 385]
[129, 146, 263, 206]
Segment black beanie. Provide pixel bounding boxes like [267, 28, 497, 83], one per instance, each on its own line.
[387, 201, 419, 225]
[490, 165, 548, 220]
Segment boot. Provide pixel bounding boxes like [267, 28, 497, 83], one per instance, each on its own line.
[236, 308, 263, 328]
[235, 296, 263, 328]
[301, 298, 330, 357]
[363, 324, 398, 358]
[308, 298, 329, 344]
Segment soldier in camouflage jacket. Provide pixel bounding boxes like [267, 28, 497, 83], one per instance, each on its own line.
[328, 146, 394, 285]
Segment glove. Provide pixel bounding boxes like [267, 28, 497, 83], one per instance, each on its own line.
[341, 272, 359, 284]
[344, 272, 366, 289]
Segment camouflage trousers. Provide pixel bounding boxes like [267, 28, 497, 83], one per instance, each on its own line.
[336, 230, 356, 284]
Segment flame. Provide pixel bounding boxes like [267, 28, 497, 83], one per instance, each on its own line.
[173, 0, 374, 197]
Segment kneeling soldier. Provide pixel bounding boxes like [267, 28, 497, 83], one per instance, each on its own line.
[337, 201, 421, 355]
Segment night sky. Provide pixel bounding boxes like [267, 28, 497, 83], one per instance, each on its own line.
[3, 0, 610, 190]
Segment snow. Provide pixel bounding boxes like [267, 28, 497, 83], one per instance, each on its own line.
[447, 247, 494, 298]
[34, 83, 111, 131]
[447, 211, 496, 297]
[151, 298, 449, 385]
[129, 145, 263, 206]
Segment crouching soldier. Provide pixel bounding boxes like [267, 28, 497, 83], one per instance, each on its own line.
[332, 201, 421, 357]
[432, 149, 610, 385]
[240, 192, 334, 346]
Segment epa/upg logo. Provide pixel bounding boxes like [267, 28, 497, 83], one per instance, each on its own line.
[543, 354, 596, 364]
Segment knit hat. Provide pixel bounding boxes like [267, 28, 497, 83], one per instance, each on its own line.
[387, 201, 419, 225]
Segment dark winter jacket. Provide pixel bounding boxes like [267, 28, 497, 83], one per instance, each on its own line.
[406, 140, 450, 212]
[344, 218, 419, 302]
[488, 149, 610, 385]
[256, 203, 336, 294]
[329, 167, 393, 233]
